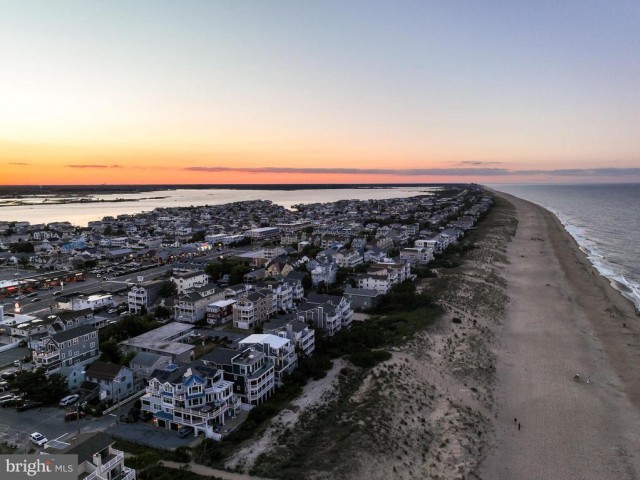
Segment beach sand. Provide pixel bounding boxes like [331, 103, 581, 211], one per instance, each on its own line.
[480, 192, 640, 479]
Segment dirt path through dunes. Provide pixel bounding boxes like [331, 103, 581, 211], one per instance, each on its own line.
[479, 192, 640, 480]
[162, 460, 274, 480]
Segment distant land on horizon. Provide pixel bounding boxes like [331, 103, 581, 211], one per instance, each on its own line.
[0, 183, 469, 195]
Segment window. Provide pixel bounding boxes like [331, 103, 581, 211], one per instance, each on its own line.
[73, 338, 79, 345]
[61, 353, 65, 359]
[90, 342, 95, 348]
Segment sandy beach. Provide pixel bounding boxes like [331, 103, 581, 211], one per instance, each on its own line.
[480, 192, 640, 479]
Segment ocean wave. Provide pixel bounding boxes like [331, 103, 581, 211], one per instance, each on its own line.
[549, 209, 640, 310]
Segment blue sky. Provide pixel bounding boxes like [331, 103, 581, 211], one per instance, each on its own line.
[1, 1, 639, 184]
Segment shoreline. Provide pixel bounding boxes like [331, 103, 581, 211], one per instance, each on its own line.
[546, 207, 640, 311]
[0, 196, 170, 208]
[480, 191, 640, 479]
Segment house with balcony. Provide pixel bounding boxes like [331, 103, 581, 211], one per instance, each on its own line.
[357, 272, 392, 294]
[232, 289, 276, 330]
[206, 299, 236, 326]
[357, 261, 412, 294]
[334, 249, 363, 269]
[141, 362, 240, 439]
[239, 333, 298, 382]
[170, 271, 209, 294]
[202, 347, 275, 408]
[256, 277, 294, 311]
[264, 317, 315, 357]
[6, 314, 60, 347]
[33, 324, 99, 376]
[127, 281, 164, 314]
[60, 432, 136, 480]
[399, 246, 434, 266]
[415, 238, 442, 253]
[173, 284, 225, 323]
[84, 360, 136, 402]
[283, 272, 306, 301]
[307, 258, 337, 287]
[298, 293, 354, 336]
[343, 286, 382, 310]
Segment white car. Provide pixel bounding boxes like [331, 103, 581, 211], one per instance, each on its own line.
[30, 432, 48, 447]
[107, 308, 118, 314]
[59, 394, 80, 406]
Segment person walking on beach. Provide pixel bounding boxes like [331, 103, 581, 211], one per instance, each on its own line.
[518, 423, 521, 431]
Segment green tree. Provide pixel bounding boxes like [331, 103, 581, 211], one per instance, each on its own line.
[188, 230, 206, 243]
[230, 264, 251, 285]
[158, 280, 178, 298]
[204, 262, 223, 281]
[100, 339, 123, 364]
[11, 370, 69, 404]
[154, 305, 171, 319]
[84, 259, 97, 269]
[121, 351, 137, 367]
[9, 242, 35, 254]
[302, 273, 312, 291]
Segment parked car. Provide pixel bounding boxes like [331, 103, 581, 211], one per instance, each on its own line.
[29, 432, 48, 447]
[0, 394, 16, 404]
[178, 426, 194, 438]
[0, 371, 17, 381]
[107, 308, 118, 314]
[59, 394, 80, 407]
[64, 410, 86, 422]
[17, 400, 43, 411]
[1, 397, 21, 408]
[31, 298, 41, 303]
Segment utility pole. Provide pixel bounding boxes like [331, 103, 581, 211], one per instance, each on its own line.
[76, 395, 83, 435]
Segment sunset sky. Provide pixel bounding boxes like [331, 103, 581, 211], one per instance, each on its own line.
[1, 1, 639, 185]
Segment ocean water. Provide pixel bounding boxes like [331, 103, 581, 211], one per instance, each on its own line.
[490, 184, 640, 310]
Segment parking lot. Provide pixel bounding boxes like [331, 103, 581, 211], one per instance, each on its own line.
[0, 387, 224, 452]
[107, 421, 197, 450]
[1, 405, 106, 450]
[0, 346, 32, 371]
[0, 395, 143, 452]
